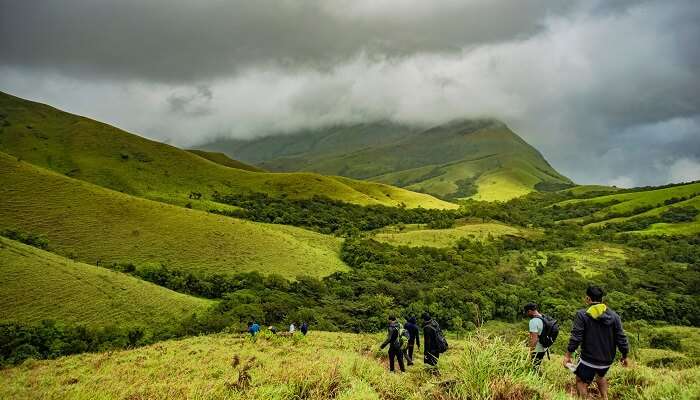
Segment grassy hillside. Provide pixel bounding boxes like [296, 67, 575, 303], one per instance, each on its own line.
[555, 182, 700, 234]
[186, 149, 264, 172]
[0, 237, 212, 328]
[2, 329, 697, 399]
[204, 119, 572, 201]
[0, 91, 453, 210]
[0, 152, 347, 279]
[372, 221, 535, 248]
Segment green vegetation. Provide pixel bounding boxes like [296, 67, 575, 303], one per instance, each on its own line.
[210, 192, 458, 235]
[372, 221, 533, 248]
[0, 91, 454, 209]
[0, 237, 212, 329]
[1, 329, 698, 399]
[0, 153, 347, 279]
[201, 119, 572, 201]
[186, 149, 265, 172]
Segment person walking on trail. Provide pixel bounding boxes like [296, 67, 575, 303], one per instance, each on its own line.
[300, 321, 308, 336]
[289, 322, 295, 334]
[380, 315, 405, 372]
[422, 313, 441, 368]
[404, 316, 420, 366]
[524, 303, 549, 368]
[248, 321, 260, 336]
[563, 286, 629, 400]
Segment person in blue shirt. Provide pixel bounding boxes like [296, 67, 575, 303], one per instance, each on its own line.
[523, 303, 546, 368]
[248, 321, 260, 336]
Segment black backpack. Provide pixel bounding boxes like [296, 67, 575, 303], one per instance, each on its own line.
[536, 315, 559, 348]
[427, 322, 449, 353]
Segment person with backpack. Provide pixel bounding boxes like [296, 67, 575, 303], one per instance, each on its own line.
[300, 321, 308, 336]
[523, 302, 559, 369]
[403, 316, 420, 366]
[563, 286, 629, 400]
[379, 315, 405, 372]
[248, 321, 260, 337]
[422, 312, 447, 368]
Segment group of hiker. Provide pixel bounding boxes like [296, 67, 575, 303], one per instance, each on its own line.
[247, 321, 308, 336]
[379, 313, 447, 373]
[380, 286, 629, 400]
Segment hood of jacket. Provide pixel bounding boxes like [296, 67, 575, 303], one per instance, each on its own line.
[587, 303, 614, 325]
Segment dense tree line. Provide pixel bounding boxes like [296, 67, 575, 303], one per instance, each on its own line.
[210, 192, 457, 235]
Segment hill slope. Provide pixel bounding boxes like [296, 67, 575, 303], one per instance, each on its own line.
[0, 237, 212, 328]
[1, 329, 697, 399]
[203, 119, 572, 201]
[0, 152, 348, 278]
[186, 149, 264, 172]
[555, 182, 700, 235]
[0, 91, 454, 209]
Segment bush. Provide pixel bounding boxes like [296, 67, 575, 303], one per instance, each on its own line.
[649, 332, 682, 351]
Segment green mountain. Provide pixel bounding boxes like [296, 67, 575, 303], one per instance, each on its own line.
[0, 91, 455, 210]
[202, 119, 572, 201]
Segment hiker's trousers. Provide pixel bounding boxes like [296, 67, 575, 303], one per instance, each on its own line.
[388, 348, 405, 372]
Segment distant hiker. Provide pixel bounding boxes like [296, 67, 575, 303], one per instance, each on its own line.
[403, 316, 420, 366]
[268, 326, 277, 334]
[248, 321, 260, 336]
[523, 302, 559, 369]
[300, 321, 308, 336]
[289, 323, 295, 334]
[422, 313, 447, 369]
[563, 286, 629, 400]
[380, 315, 405, 372]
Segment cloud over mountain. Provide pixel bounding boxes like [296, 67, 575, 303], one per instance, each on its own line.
[1, 0, 698, 186]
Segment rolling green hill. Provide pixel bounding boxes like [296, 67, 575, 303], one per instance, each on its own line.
[203, 119, 572, 201]
[555, 182, 700, 234]
[372, 221, 536, 248]
[0, 237, 213, 328]
[0, 152, 348, 279]
[0, 91, 454, 210]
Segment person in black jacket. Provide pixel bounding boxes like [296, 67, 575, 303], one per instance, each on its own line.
[403, 316, 420, 366]
[563, 286, 629, 400]
[380, 315, 405, 372]
[422, 313, 440, 368]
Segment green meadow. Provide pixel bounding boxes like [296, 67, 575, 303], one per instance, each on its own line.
[372, 221, 534, 248]
[2, 328, 698, 400]
[0, 152, 347, 279]
[0, 237, 212, 328]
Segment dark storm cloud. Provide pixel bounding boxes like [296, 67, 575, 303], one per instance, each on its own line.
[0, 0, 569, 82]
[0, 0, 699, 186]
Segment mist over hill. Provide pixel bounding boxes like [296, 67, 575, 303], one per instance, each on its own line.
[202, 119, 573, 201]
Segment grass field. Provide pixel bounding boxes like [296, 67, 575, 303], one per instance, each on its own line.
[1, 328, 697, 399]
[0, 91, 453, 210]
[0, 152, 348, 279]
[373, 221, 533, 248]
[552, 242, 631, 278]
[0, 237, 212, 328]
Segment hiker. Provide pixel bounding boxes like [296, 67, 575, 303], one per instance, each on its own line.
[404, 316, 420, 366]
[379, 315, 405, 372]
[422, 312, 443, 368]
[523, 302, 559, 369]
[563, 286, 629, 400]
[300, 321, 308, 336]
[268, 325, 277, 334]
[289, 322, 295, 334]
[248, 321, 260, 336]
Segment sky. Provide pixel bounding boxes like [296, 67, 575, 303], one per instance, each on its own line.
[1, 0, 699, 187]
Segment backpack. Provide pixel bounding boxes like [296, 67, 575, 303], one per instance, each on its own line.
[536, 315, 559, 348]
[427, 322, 449, 354]
[399, 327, 410, 350]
